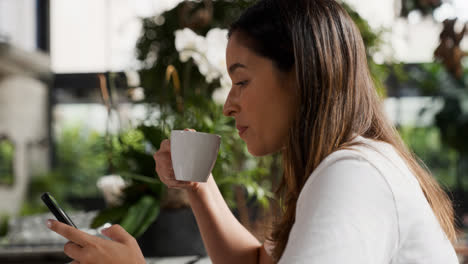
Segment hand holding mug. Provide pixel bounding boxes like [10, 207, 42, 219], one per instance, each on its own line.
[154, 128, 220, 191]
[153, 129, 200, 191]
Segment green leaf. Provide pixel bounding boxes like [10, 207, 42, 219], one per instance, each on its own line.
[120, 172, 161, 186]
[90, 205, 130, 229]
[137, 125, 167, 149]
[203, 116, 214, 129]
[120, 195, 160, 238]
[133, 202, 160, 238]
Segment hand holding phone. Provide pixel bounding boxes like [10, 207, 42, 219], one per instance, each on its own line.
[41, 192, 77, 228]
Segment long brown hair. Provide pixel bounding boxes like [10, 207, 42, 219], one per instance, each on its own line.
[229, 0, 457, 261]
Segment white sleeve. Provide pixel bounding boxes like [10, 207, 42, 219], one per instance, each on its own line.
[278, 158, 399, 264]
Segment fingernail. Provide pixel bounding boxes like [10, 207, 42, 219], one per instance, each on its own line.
[101, 228, 108, 234]
[46, 219, 53, 229]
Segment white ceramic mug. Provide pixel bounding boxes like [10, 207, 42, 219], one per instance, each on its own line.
[170, 130, 221, 182]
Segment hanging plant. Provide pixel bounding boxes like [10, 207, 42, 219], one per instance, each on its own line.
[400, 0, 442, 17]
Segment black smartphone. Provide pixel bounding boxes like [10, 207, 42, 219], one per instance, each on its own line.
[41, 192, 77, 228]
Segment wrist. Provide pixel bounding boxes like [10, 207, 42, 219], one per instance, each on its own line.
[185, 174, 213, 200]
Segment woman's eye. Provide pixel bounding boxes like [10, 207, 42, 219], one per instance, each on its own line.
[235, 80, 249, 87]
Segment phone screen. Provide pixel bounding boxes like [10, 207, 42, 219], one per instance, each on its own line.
[41, 192, 77, 228]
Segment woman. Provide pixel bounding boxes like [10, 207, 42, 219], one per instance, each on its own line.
[47, 0, 458, 263]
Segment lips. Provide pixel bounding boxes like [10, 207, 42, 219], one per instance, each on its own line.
[236, 125, 248, 136]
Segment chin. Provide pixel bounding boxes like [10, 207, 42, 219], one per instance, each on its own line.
[246, 143, 277, 157]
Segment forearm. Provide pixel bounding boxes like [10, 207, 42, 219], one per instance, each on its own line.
[186, 174, 261, 264]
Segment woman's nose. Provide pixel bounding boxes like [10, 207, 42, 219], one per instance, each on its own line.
[223, 88, 239, 117]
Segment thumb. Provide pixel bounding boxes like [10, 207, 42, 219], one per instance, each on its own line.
[101, 224, 134, 244]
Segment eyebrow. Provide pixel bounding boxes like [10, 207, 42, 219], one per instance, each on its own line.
[228, 63, 247, 74]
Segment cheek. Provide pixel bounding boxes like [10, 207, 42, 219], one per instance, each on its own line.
[263, 93, 296, 145]
[243, 89, 292, 154]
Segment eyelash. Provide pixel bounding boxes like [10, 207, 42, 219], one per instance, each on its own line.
[235, 80, 249, 87]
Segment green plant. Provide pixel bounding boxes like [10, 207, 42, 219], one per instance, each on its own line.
[0, 138, 14, 186]
[405, 62, 468, 191]
[399, 125, 458, 189]
[400, 0, 442, 17]
[21, 125, 109, 216]
[91, 98, 275, 235]
[0, 214, 9, 237]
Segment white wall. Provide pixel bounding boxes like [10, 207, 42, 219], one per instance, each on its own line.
[50, 0, 175, 73]
[0, 0, 36, 51]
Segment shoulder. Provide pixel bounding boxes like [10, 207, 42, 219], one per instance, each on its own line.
[299, 136, 402, 204]
[295, 137, 404, 231]
[307, 136, 394, 184]
[297, 151, 395, 216]
[280, 147, 400, 263]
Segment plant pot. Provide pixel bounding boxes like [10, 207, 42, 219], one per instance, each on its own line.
[137, 207, 206, 257]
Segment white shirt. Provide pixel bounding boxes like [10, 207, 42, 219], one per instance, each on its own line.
[278, 136, 458, 263]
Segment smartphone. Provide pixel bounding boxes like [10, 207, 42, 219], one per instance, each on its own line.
[41, 192, 77, 228]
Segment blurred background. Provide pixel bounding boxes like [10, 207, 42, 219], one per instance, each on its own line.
[0, 0, 467, 263]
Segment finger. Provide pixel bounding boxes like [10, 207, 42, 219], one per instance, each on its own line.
[154, 154, 172, 168]
[155, 165, 175, 182]
[166, 180, 192, 187]
[154, 146, 170, 157]
[157, 170, 178, 181]
[64, 241, 84, 261]
[101, 224, 135, 245]
[184, 128, 196, 132]
[170, 182, 200, 191]
[47, 220, 94, 247]
[155, 158, 175, 178]
[159, 139, 170, 151]
[164, 178, 197, 188]
[70, 261, 80, 264]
